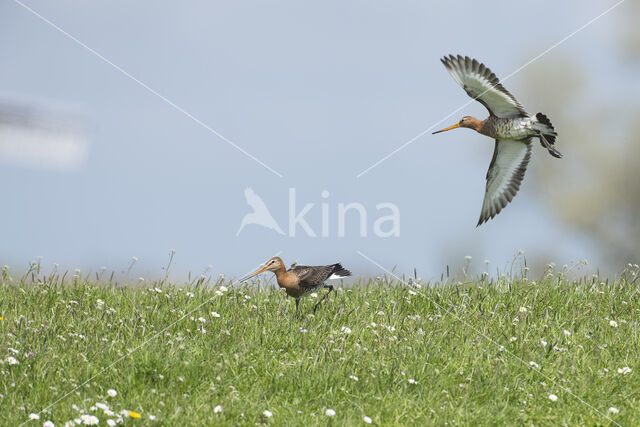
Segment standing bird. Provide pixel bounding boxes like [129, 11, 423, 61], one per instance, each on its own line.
[240, 257, 351, 317]
[433, 55, 562, 226]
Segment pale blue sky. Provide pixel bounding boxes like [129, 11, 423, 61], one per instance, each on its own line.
[0, 1, 633, 279]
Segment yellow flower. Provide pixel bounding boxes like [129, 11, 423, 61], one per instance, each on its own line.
[0, 316, 3, 321]
[129, 411, 141, 419]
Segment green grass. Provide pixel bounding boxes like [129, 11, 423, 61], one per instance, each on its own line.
[1, 263, 639, 426]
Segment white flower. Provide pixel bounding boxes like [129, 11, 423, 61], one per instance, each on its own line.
[215, 290, 223, 296]
[96, 299, 105, 308]
[617, 367, 632, 374]
[408, 290, 417, 296]
[610, 320, 618, 327]
[64, 421, 75, 427]
[548, 394, 558, 402]
[154, 287, 162, 293]
[608, 407, 619, 414]
[148, 415, 156, 421]
[529, 361, 539, 369]
[29, 413, 40, 420]
[197, 317, 206, 323]
[262, 410, 273, 418]
[325, 409, 336, 417]
[341, 326, 352, 334]
[43, 421, 55, 427]
[310, 293, 318, 299]
[200, 328, 207, 334]
[214, 405, 223, 413]
[408, 378, 417, 384]
[186, 292, 194, 298]
[465, 255, 472, 260]
[519, 306, 527, 312]
[540, 340, 548, 347]
[349, 375, 359, 381]
[7, 356, 19, 365]
[219, 286, 228, 292]
[509, 336, 517, 342]
[211, 312, 221, 318]
[106, 420, 116, 427]
[107, 389, 117, 398]
[363, 415, 372, 424]
[563, 329, 571, 336]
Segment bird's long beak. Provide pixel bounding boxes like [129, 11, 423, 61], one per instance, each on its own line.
[239, 265, 269, 282]
[432, 123, 460, 134]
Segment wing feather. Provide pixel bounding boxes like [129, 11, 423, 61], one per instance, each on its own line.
[442, 55, 527, 118]
[477, 139, 532, 225]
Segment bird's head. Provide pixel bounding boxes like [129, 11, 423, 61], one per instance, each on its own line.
[432, 116, 479, 134]
[239, 257, 284, 282]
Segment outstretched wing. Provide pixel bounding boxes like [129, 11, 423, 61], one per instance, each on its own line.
[477, 139, 532, 225]
[441, 55, 527, 118]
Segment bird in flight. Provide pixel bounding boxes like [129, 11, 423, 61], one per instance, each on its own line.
[240, 257, 351, 317]
[433, 55, 562, 226]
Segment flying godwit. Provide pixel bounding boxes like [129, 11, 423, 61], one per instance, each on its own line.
[433, 55, 562, 226]
[240, 257, 351, 316]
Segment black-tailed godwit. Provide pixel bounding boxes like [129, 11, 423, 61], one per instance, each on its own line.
[433, 55, 562, 225]
[240, 257, 351, 316]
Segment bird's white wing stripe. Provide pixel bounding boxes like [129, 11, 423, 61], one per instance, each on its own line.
[442, 55, 527, 118]
[328, 273, 348, 280]
[478, 139, 531, 225]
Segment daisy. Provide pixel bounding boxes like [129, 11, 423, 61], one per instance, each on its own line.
[608, 407, 619, 414]
[529, 361, 539, 369]
[262, 410, 273, 418]
[107, 389, 117, 398]
[7, 356, 19, 365]
[341, 326, 352, 334]
[363, 416, 372, 424]
[29, 413, 41, 420]
[349, 375, 359, 381]
[563, 329, 571, 336]
[617, 367, 632, 374]
[43, 421, 54, 427]
[408, 378, 417, 384]
[219, 286, 228, 292]
[214, 405, 223, 413]
[548, 394, 558, 402]
[610, 320, 618, 328]
[211, 312, 221, 318]
[325, 409, 336, 417]
[106, 421, 116, 427]
[519, 307, 527, 312]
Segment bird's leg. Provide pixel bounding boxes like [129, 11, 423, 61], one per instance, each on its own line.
[538, 132, 562, 159]
[295, 298, 300, 319]
[314, 285, 334, 313]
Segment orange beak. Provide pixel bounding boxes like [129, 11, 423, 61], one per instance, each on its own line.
[239, 265, 269, 282]
[432, 123, 460, 134]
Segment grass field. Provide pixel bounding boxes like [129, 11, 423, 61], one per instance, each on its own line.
[1, 261, 639, 426]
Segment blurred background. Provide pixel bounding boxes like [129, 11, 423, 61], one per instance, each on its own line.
[0, 0, 638, 280]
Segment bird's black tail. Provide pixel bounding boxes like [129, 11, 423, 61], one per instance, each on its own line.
[330, 263, 351, 278]
[534, 113, 562, 158]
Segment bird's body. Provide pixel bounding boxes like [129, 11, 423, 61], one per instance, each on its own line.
[433, 55, 562, 225]
[240, 257, 351, 316]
